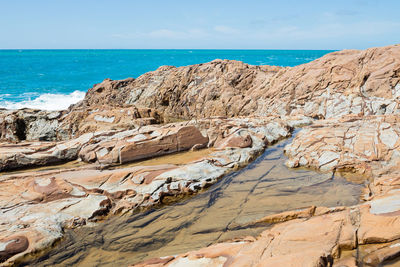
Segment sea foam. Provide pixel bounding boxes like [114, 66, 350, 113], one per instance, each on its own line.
[0, 90, 86, 111]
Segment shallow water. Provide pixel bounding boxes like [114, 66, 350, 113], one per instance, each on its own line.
[20, 136, 363, 267]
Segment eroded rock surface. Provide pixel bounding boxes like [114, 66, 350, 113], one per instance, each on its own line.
[0, 106, 161, 142]
[1, 45, 399, 143]
[285, 115, 400, 173]
[135, 114, 400, 267]
[0, 116, 298, 265]
[0, 121, 209, 171]
[2, 44, 400, 266]
[132, 202, 400, 267]
[0, 115, 300, 172]
[75, 45, 400, 120]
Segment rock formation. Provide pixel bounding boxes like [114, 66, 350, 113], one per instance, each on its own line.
[1, 44, 400, 266]
[74, 44, 400, 120]
[2, 45, 399, 143]
[285, 114, 400, 173]
[0, 106, 161, 142]
[132, 112, 400, 266]
[0, 116, 304, 265]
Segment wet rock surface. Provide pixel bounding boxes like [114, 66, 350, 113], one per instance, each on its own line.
[134, 115, 400, 267]
[132, 199, 400, 267]
[0, 116, 298, 265]
[17, 136, 362, 267]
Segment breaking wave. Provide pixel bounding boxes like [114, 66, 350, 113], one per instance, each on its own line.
[0, 90, 86, 111]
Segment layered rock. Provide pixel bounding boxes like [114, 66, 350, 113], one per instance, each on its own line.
[72, 63, 281, 120]
[2, 44, 400, 266]
[0, 106, 161, 142]
[0, 121, 207, 171]
[284, 115, 400, 174]
[132, 201, 400, 267]
[132, 113, 400, 266]
[0, 116, 301, 265]
[0, 133, 92, 171]
[0, 114, 305, 172]
[73, 44, 400, 120]
[0, 108, 64, 141]
[2, 45, 399, 143]
[78, 124, 209, 165]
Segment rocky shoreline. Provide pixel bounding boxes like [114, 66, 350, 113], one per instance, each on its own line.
[1, 44, 400, 266]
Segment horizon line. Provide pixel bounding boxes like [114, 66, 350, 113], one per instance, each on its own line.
[0, 48, 339, 51]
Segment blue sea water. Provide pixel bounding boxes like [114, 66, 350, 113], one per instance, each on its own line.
[0, 49, 333, 110]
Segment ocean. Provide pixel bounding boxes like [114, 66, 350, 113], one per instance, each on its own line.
[0, 49, 333, 110]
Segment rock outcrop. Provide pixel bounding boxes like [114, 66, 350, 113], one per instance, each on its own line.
[0, 116, 301, 265]
[132, 201, 400, 267]
[132, 114, 400, 267]
[78, 124, 209, 165]
[1, 45, 399, 143]
[285, 115, 400, 173]
[74, 44, 400, 120]
[0, 106, 161, 142]
[0, 123, 207, 171]
[2, 44, 400, 266]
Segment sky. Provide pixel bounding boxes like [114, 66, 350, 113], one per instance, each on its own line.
[0, 0, 399, 49]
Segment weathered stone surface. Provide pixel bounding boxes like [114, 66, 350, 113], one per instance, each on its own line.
[3, 45, 399, 143]
[0, 108, 63, 141]
[79, 124, 208, 165]
[74, 45, 400, 120]
[361, 241, 400, 266]
[0, 132, 93, 171]
[0, 116, 296, 171]
[131, 208, 353, 267]
[253, 206, 316, 224]
[0, 123, 208, 171]
[284, 115, 400, 174]
[0, 116, 296, 265]
[133, 113, 400, 267]
[214, 129, 252, 149]
[2, 45, 400, 266]
[132, 198, 400, 267]
[58, 106, 162, 139]
[0, 106, 161, 142]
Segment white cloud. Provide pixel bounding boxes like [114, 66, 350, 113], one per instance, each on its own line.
[148, 29, 186, 39]
[250, 20, 400, 41]
[111, 28, 209, 41]
[214, 25, 239, 34]
[108, 19, 400, 49]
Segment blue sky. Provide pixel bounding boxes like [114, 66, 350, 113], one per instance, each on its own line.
[1, 0, 399, 49]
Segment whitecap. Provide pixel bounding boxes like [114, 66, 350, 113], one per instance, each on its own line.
[0, 90, 86, 111]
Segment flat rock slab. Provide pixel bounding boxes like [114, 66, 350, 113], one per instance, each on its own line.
[132, 199, 400, 267]
[78, 124, 209, 165]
